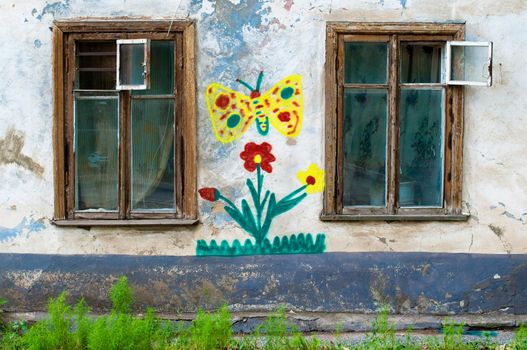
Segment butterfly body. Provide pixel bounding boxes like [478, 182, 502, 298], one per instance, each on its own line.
[205, 72, 303, 143]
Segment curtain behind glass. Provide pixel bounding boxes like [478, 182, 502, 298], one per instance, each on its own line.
[130, 40, 175, 210]
[131, 99, 175, 210]
[74, 95, 119, 210]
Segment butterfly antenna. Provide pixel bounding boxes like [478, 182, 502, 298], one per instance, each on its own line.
[236, 78, 254, 92]
[255, 70, 264, 92]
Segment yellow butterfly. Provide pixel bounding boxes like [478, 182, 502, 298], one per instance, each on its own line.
[205, 71, 303, 143]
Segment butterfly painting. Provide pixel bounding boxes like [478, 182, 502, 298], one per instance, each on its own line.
[205, 71, 303, 143]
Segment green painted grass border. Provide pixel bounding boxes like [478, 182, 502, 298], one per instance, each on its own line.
[196, 233, 326, 257]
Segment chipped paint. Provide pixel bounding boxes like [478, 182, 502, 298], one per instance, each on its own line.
[3, 252, 527, 318]
[0, 218, 45, 242]
[196, 0, 270, 82]
[34, 0, 71, 20]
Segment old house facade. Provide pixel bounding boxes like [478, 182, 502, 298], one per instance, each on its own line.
[1, 0, 526, 330]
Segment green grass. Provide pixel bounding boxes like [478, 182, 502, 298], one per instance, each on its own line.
[0, 279, 524, 349]
[0, 277, 172, 350]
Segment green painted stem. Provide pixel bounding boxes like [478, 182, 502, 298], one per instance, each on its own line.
[282, 185, 308, 201]
[219, 195, 238, 210]
[256, 165, 263, 237]
[221, 170, 308, 248]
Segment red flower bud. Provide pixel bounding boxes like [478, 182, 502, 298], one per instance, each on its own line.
[199, 188, 220, 202]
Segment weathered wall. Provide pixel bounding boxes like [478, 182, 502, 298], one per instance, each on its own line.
[2, 252, 527, 331]
[0, 0, 526, 322]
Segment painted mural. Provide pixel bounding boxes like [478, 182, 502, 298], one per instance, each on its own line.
[197, 142, 326, 256]
[205, 71, 303, 143]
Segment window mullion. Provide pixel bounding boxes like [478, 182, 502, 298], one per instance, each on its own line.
[336, 34, 345, 214]
[119, 90, 131, 219]
[66, 35, 76, 219]
[387, 34, 400, 215]
[443, 86, 454, 212]
[174, 34, 183, 217]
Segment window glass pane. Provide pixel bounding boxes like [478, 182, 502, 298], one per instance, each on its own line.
[343, 89, 387, 207]
[119, 43, 146, 86]
[344, 42, 388, 84]
[133, 41, 174, 96]
[76, 41, 116, 90]
[131, 99, 175, 211]
[450, 44, 491, 83]
[74, 94, 119, 211]
[401, 44, 442, 83]
[399, 89, 444, 207]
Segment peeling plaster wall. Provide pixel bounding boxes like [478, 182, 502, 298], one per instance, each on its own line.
[0, 0, 526, 257]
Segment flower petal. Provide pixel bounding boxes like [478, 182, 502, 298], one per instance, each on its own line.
[297, 163, 325, 194]
[240, 142, 276, 173]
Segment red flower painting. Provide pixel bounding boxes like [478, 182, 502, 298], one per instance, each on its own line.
[239, 142, 276, 173]
[197, 140, 326, 256]
[198, 187, 220, 202]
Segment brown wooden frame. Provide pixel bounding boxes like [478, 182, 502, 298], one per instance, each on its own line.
[52, 19, 197, 226]
[323, 22, 468, 221]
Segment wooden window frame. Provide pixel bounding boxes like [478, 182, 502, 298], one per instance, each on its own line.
[52, 20, 197, 227]
[323, 22, 469, 221]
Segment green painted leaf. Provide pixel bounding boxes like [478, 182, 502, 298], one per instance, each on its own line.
[261, 190, 270, 210]
[246, 179, 259, 210]
[224, 205, 251, 234]
[241, 199, 258, 237]
[274, 193, 307, 215]
[260, 193, 277, 238]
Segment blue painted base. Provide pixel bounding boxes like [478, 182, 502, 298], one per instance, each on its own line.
[1, 252, 526, 316]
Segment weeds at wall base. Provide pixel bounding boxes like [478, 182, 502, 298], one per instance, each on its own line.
[1, 277, 527, 349]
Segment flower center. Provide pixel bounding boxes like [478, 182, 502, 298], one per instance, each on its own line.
[306, 176, 316, 185]
[254, 154, 262, 164]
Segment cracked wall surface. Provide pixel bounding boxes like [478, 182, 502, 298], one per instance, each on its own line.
[0, 0, 526, 257]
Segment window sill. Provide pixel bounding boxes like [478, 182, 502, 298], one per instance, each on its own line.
[319, 213, 470, 222]
[52, 219, 199, 227]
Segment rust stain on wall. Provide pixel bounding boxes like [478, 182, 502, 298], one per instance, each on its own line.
[0, 127, 44, 177]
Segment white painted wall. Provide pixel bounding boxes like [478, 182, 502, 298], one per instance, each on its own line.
[0, 0, 525, 255]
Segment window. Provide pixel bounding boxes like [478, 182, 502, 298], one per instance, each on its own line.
[323, 22, 471, 221]
[52, 20, 197, 226]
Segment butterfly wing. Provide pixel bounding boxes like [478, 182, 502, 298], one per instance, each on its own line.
[263, 75, 303, 138]
[205, 83, 255, 143]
